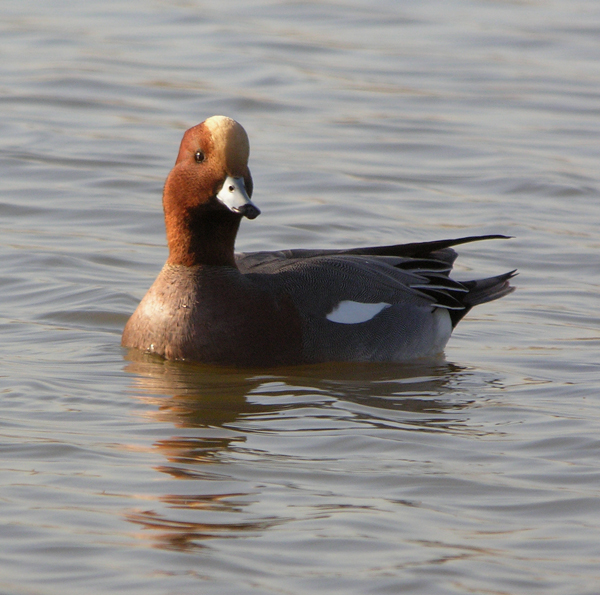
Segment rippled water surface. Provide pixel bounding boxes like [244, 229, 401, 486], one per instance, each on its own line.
[2, 1, 600, 593]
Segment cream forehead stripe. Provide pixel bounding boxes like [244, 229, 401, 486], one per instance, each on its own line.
[204, 115, 250, 174]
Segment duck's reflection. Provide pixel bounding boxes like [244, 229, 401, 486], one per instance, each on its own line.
[125, 351, 472, 426]
[125, 508, 284, 552]
[122, 350, 478, 551]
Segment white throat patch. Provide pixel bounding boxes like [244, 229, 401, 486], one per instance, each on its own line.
[326, 301, 392, 324]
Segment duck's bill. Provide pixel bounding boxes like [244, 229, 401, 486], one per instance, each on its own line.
[217, 175, 261, 219]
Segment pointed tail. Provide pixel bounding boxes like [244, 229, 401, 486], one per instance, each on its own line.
[449, 270, 517, 327]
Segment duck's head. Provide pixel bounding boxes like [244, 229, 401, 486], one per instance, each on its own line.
[163, 116, 260, 266]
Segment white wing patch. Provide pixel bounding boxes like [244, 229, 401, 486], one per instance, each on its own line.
[326, 301, 392, 324]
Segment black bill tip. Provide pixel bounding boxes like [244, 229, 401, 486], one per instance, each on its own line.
[235, 203, 261, 219]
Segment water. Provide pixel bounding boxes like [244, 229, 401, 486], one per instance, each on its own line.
[1, 1, 600, 593]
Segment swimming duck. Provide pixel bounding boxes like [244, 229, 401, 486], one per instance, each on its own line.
[122, 115, 515, 367]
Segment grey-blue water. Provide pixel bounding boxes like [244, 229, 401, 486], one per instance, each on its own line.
[1, 1, 600, 593]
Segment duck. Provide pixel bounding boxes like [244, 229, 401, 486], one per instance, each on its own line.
[122, 115, 515, 367]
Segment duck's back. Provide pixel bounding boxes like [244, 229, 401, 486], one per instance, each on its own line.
[235, 235, 515, 364]
[237, 252, 452, 363]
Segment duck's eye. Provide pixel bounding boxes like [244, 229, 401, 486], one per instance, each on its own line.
[194, 150, 205, 163]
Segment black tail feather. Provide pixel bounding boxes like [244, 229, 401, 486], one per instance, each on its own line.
[342, 234, 513, 258]
[449, 270, 517, 327]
